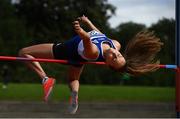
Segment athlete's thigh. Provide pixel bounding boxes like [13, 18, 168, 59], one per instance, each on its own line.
[21, 43, 54, 59]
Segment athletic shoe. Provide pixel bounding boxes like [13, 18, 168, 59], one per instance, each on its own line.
[42, 77, 55, 102]
[68, 91, 78, 114]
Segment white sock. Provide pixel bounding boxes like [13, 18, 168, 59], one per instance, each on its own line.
[71, 91, 78, 97]
[71, 91, 78, 104]
[42, 76, 49, 84]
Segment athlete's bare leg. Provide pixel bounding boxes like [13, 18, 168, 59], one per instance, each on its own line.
[67, 65, 84, 92]
[19, 44, 54, 79]
[67, 65, 84, 114]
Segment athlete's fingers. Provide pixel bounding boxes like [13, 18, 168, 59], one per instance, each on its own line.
[73, 21, 80, 27]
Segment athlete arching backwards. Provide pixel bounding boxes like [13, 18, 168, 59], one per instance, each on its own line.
[19, 15, 163, 114]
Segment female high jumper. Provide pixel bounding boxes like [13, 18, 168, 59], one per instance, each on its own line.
[19, 15, 163, 114]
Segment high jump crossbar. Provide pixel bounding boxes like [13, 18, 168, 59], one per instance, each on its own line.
[0, 55, 177, 69]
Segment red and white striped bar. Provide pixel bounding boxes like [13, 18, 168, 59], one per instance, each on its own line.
[0, 55, 177, 69]
[159, 64, 177, 69]
[0, 56, 105, 65]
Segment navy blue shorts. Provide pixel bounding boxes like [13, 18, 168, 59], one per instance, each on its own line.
[52, 42, 83, 67]
[53, 42, 68, 60]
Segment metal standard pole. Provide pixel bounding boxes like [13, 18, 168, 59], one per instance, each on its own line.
[176, 0, 180, 117]
[176, 68, 180, 118]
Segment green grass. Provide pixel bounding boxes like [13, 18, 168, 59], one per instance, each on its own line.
[0, 83, 175, 102]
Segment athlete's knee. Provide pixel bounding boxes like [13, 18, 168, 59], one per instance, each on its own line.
[18, 48, 28, 57]
[68, 77, 79, 82]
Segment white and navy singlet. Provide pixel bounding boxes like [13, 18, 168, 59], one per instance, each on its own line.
[52, 30, 116, 66]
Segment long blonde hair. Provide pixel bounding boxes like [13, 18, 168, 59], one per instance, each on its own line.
[123, 30, 163, 76]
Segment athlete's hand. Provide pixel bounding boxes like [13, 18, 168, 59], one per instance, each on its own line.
[77, 15, 91, 24]
[73, 20, 83, 33]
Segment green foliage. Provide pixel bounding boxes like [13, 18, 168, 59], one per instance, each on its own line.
[149, 18, 175, 64]
[0, 0, 27, 55]
[14, 0, 115, 42]
[143, 18, 176, 86]
[113, 22, 146, 51]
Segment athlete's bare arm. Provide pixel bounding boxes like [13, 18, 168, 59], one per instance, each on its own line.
[77, 15, 102, 34]
[73, 20, 98, 59]
[78, 15, 121, 50]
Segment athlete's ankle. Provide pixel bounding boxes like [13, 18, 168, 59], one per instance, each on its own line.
[71, 91, 78, 98]
[42, 76, 49, 84]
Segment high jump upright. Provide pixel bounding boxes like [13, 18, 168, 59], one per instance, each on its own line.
[176, 0, 180, 117]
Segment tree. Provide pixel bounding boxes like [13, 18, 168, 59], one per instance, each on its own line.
[148, 18, 176, 86]
[0, 0, 28, 83]
[0, 0, 26, 55]
[149, 18, 175, 64]
[113, 22, 146, 51]
[14, 0, 116, 43]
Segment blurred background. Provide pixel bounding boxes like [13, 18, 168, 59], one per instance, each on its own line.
[0, 0, 175, 86]
[0, 0, 176, 117]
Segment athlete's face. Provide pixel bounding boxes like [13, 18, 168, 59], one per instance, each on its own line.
[104, 48, 126, 70]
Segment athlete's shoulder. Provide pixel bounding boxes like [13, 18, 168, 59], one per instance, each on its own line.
[111, 39, 121, 50]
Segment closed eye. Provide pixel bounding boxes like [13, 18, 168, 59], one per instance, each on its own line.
[113, 55, 117, 61]
[113, 53, 121, 61]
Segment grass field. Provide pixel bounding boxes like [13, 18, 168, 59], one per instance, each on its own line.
[0, 83, 175, 102]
